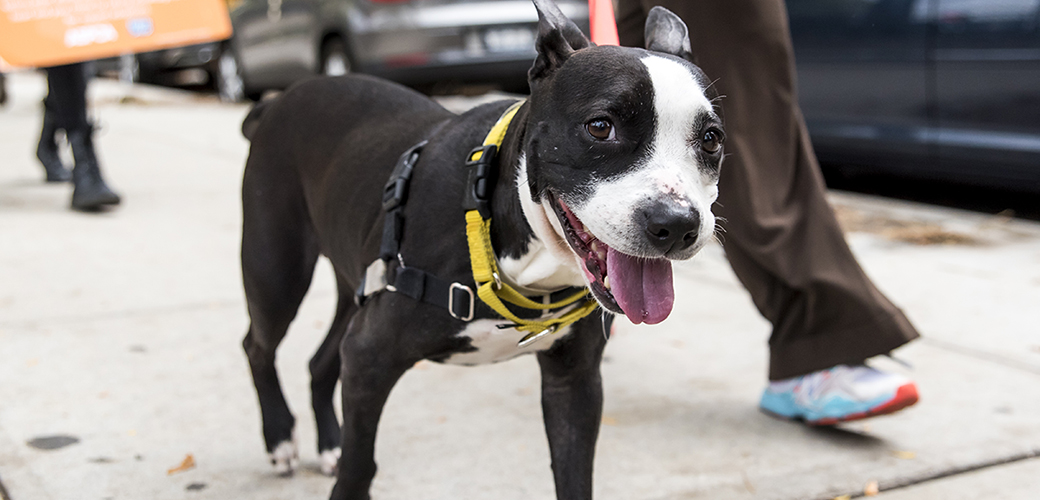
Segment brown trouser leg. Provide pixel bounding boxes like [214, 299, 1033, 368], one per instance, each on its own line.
[617, 0, 919, 380]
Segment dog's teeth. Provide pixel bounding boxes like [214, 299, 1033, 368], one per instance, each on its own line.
[603, 275, 611, 290]
[597, 247, 607, 260]
[590, 240, 600, 253]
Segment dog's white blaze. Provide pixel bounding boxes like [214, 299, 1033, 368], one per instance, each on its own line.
[444, 319, 573, 365]
[572, 55, 718, 258]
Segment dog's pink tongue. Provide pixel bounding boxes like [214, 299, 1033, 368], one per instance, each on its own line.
[606, 247, 674, 325]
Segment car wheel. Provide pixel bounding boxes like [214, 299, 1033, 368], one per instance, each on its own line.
[119, 53, 141, 83]
[321, 38, 351, 77]
[216, 48, 248, 103]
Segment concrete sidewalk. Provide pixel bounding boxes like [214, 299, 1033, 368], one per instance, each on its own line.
[1, 71, 1038, 500]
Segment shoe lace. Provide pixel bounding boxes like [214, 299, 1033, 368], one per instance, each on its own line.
[794, 367, 841, 406]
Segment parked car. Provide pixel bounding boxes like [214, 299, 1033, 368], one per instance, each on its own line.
[216, 0, 590, 101]
[94, 43, 227, 90]
[787, 0, 1040, 192]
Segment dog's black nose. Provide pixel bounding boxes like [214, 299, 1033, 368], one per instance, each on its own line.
[644, 204, 700, 254]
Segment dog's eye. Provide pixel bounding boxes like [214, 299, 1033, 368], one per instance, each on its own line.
[701, 129, 723, 153]
[586, 119, 615, 141]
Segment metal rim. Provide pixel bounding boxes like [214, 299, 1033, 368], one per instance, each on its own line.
[217, 49, 245, 103]
[322, 41, 350, 77]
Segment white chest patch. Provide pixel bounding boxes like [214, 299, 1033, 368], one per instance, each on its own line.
[445, 158, 588, 365]
[498, 156, 585, 292]
[442, 319, 574, 365]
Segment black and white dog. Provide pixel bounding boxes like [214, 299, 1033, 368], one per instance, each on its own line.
[239, 1, 723, 498]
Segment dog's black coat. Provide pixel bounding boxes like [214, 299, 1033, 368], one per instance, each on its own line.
[240, 2, 717, 498]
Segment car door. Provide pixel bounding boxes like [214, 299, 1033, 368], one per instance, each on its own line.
[233, 0, 320, 90]
[268, 0, 322, 84]
[787, 0, 934, 171]
[933, 0, 1040, 189]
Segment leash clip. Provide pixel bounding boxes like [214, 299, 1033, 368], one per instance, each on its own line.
[448, 283, 475, 321]
[518, 325, 557, 348]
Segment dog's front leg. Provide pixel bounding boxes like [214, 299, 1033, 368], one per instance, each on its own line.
[328, 302, 416, 500]
[536, 317, 610, 500]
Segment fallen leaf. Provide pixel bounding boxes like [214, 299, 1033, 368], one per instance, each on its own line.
[891, 450, 916, 460]
[832, 495, 851, 500]
[864, 480, 879, 496]
[167, 454, 196, 475]
[127, 429, 137, 437]
[601, 416, 618, 426]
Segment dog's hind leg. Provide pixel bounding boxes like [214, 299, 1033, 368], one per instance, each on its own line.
[241, 159, 320, 476]
[329, 296, 421, 500]
[310, 276, 356, 476]
[536, 317, 610, 500]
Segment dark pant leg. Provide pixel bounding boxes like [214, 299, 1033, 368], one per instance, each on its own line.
[617, 0, 919, 380]
[45, 63, 90, 132]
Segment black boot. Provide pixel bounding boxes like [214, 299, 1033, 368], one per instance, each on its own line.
[68, 125, 121, 210]
[36, 99, 72, 182]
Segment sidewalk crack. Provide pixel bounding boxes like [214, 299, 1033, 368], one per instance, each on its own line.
[921, 337, 1040, 377]
[821, 449, 1040, 499]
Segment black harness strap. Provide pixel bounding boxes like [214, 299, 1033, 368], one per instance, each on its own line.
[356, 135, 585, 324]
[379, 141, 425, 261]
[357, 140, 477, 320]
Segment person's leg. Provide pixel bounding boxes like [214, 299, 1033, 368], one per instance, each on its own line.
[617, 0, 918, 423]
[36, 95, 72, 182]
[46, 63, 120, 209]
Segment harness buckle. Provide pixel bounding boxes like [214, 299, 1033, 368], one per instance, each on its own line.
[382, 141, 426, 211]
[448, 283, 475, 321]
[463, 144, 498, 218]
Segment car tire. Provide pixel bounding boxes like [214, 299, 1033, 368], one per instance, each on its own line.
[321, 38, 351, 77]
[118, 53, 146, 83]
[216, 47, 251, 103]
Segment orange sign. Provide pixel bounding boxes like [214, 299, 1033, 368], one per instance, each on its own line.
[0, 0, 232, 68]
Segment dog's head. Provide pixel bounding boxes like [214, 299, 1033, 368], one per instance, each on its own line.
[518, 0, 724, 325]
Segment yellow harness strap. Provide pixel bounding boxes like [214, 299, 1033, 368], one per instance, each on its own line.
[464, 101, 599, 340]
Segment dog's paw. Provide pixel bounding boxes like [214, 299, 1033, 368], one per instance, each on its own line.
[269, 439, 299, 477]
[319, 447, 341, 476]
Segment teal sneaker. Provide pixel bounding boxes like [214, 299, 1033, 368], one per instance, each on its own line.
[759, 364, 919, 425]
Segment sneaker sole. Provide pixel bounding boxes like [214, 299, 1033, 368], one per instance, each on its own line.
[808, 383, 919, 426]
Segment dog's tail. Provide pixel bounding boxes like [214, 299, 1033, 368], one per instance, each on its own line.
[241, 98, 274, 141]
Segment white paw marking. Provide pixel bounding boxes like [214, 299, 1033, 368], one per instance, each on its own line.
[319, 447, 341, 476]
[269, 438, 299, 476]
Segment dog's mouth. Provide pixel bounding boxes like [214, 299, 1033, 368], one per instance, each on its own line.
[548, 193, 674, 325]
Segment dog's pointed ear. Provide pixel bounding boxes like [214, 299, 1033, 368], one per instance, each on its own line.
[645, 6, 693, 62]
[529, 0, 591, 83]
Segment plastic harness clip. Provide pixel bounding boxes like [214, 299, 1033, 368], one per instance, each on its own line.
[463, 144, 498, 219]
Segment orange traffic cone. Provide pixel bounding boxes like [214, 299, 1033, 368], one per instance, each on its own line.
[589, 0, 619, 46]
